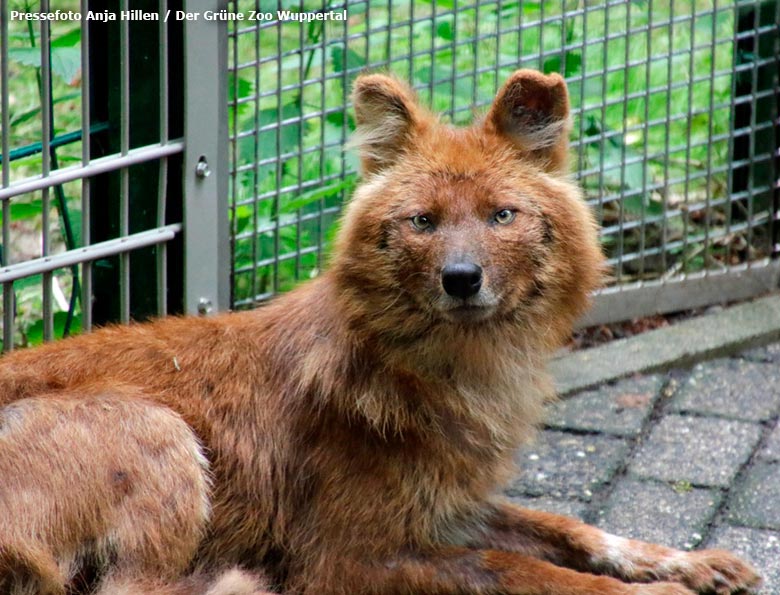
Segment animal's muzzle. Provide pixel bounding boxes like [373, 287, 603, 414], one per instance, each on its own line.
[441, 262, 483, 300]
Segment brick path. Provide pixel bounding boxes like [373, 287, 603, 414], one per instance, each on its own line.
[506, 341, 780, 593]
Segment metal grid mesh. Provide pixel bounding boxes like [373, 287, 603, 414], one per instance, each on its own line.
[228, 0, 779, 315]
[0, 2, 182, 351]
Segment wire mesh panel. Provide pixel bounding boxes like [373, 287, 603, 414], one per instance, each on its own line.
[227, 0, 779, 320]
[0, 1, 184, 351]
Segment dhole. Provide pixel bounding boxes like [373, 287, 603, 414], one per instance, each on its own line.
[0, 70, 761, 595]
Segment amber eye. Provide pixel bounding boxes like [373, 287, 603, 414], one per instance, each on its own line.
[411, 214, 433, 231]
[494, 209, 516, 225]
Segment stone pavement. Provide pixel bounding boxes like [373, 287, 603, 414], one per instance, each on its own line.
[505, 341, 780, 593]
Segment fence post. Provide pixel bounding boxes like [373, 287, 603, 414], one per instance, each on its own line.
[182, 0, 230, 314]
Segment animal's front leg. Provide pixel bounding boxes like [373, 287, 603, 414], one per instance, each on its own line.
[472, 502, 761, 594]
[310, 547, 694, 595]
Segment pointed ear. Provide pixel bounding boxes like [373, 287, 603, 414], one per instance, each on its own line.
[350, 74, 425, 176]
[486, 70, 572, 173]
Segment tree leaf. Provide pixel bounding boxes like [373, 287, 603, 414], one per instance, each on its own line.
[51, 28, 81, 48]
[0, 199, 43, 225]
[8, 45, 81, 84]
[436, 20, 454, 41]
[279, 177, 355, 215]
[331, 46, 365, 76]
[50, 47, 81, 85]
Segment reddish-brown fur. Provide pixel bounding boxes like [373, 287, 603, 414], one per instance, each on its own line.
[0, 70, 760, 595]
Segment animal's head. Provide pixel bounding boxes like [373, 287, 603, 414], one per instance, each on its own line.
[331, 70, 605, 349]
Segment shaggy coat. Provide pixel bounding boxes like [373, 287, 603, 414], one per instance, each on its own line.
[0, 70, 760, 595]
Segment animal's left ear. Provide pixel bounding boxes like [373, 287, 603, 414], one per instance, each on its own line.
[350, 73, 426, 176]
[485, 69, 572, 173]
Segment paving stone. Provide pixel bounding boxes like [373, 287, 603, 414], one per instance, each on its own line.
[726, 462, 780, 530]
[629, 415, 762, 487]
[545, 375, 663, 437]
[551, 294, 780, 395]
[670, 359, 780, 422]
[508, 431, 629, 501]
[504, 495, 588, 521]
[595, 478, 720, 550]
[708, 525, 780, 595]
[758, 421, 780, 462]
[741, 340, 780, 364]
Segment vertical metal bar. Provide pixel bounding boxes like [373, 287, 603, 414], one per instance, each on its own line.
[0, 0, 8, 194]
[183, 0, 230, 314]
[408, 0, 415, 82]
[295, 0, 304, 281]
[450, 0, 457, 118]
[228, 0, 238, 305]
[598, 3, 610, 242]
[617, 2, 631, 284]
[471, 1, 480, 107]
[576, 5, 588, 180]
[80, 0, 92, 332]
[119, 0, 131, 322]
[744, 2, 760, 268]
[316, 0, 328, 270]
[515, 0, 523, 66]
[157, 0, 169, 316]
[559, 5, 567, 77]
[272, 15, 282, 294]
[724, 1, 739, 272]
[638, 0, 652, 281]
[364, 0, 371, 69]
[682, 8, 697, 275]
[251, 0, 260, 301]
[385, 0, 392, 70]
[1, 0, 13, 350]
[430, 0, 437, 101]
[493, 0, 501, 92]
[41, 0, 53, 341]
[336, 4, 348, 290]
[661, 0, 674, 275]
[772, 0, 780, 260]
[702, 0, 718, 275]
[538, 0, 544, 70]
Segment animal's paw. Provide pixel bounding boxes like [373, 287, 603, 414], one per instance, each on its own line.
[659, 549, 762, 594]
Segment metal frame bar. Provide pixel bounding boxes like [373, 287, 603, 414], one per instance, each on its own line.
[183, 0, 230, 315]
[80, 0, 92, 332]
[157, 0, 170, 317]
[119, 0, 131, 323]
[0, 225, 182, 284]
[40, 0, 53, 340]
[1, 0, 13, 349]
[583, 260, 780, 328]
[0, 142, 184, 201]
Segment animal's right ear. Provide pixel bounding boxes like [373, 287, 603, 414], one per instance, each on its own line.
[485, 69, 572, 173]
[350, 74, 424, 176]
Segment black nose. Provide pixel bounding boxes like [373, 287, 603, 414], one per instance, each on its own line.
[441, 263, 483, 299]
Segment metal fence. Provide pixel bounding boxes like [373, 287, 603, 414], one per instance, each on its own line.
[228, 0, 779, 324]
[0, 0, 227, 351]
[1, 1, 778, 351]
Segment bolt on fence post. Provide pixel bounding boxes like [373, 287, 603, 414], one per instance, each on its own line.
[183, 0, 230, 315]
